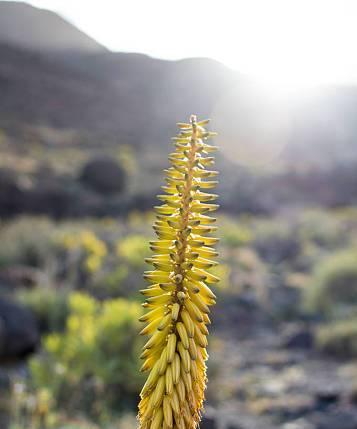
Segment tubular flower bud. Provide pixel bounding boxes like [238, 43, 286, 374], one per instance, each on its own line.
[138, 115, 219, 429]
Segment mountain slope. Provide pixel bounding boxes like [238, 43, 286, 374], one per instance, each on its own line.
[0, 1, 106, 52]
[0, 1, 357, 169]
[0, 43, 122, 133]
[0, 40, 237, 147]
[0, 2, 357, 217]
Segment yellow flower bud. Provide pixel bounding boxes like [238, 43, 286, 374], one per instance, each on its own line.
[138, 115, 219, 429]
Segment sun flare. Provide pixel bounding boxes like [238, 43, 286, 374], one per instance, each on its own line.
[214, 0, 357, 93]
[26, 0, 357, 93]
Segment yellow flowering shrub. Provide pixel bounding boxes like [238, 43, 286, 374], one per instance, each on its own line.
[60, 230, 107, 273]
[29, 292, 144, 422]
[116, 234, 150, 268]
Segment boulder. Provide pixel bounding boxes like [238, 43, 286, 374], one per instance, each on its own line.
[201, 415, 218, 429]
[311, 410, 357, 429]
[282, 324, 314, 350]
[0, 298, 39, 361]
[201, 407, 219, 429]
[314, 388, 341, 411]
[266, 286, 302, 319]
[348, 387, 357, 406]
[226, 421, 245, 429]
[79, 157, 126, 194]
[0, 168, 25, 217]
[28, 182, 77, 218]
[0, 265, 42, 289]
[0, 370, 10, 429]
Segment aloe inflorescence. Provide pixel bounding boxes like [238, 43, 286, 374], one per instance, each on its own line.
[138, 115, 219, 429]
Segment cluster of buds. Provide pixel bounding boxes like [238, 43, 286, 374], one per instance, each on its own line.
[138, 115, 219, 429]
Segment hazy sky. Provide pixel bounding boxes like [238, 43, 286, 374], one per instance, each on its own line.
[19, 0, 357, 88]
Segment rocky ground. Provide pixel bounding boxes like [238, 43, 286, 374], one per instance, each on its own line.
[205, 321, 357, 429]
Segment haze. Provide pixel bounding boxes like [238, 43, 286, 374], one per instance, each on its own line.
[20, 0, 357, 89]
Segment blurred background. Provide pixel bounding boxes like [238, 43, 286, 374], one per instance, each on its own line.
[1, 1, 357, 428]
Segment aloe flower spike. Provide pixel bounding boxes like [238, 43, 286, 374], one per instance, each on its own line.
[138, 115, 219, 429]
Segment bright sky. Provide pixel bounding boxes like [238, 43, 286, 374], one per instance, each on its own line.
[23, 0, 357, 89]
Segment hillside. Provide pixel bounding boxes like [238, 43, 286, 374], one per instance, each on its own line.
[0, 2, 357, 163]
[0, 1, 106, 52]
[0, 43, 120, 131]
[0, 1, 357, 217]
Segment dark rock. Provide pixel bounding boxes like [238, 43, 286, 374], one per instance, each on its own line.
[254, 229, 300, 265]
[314, 389, 341, 411]
[0, 168, 25, 217]
[349, 387, 357, 406]
[0, 265, 43, 289]
[311, 409, 357, 429]
[79, 157, 126, 194]
[227, 422, 245, 429]
[0, 371, 10, 391]
[282, 325, 314, 350]
[266, 286, 302, 319]
[0, 298, 39, 361]
[201, 415, 218, 429]
[272, 397, 314, 421]
[0, 370, 10, 429]
[214, 295, 271, 337]
[28, 182, 77, 218]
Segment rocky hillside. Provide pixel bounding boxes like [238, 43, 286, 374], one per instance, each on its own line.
[0, 2, 357, 164]
[0, 43, 121, 132]
[0, 1, 357, 217]
[0, 1, 106, 52]
[0, 43, 236, 147]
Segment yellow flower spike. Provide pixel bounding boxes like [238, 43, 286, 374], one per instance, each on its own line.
[138, 115, 219, 429]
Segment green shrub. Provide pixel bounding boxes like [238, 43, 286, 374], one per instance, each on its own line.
[220, 219, 252, 248]
[317, 318, 357, 358]
[101, 265, 129, 296]
[253, 220, 300, 265]
[116, 234, 150, 268]
[305, 249, 357, 319]
[298, 209, 348, 249]
[28, 292, 143, 423]
[17, 287, 69, 333]
[0, 217, 54, 268]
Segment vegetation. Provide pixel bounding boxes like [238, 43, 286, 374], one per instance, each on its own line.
[17, 287, 69, 333]
[1, 206, 357, 428]
[316, 318, 357, 358]
[16, 293, 143, 426]
[138, 116, 219, 429]
[0, 217, 54, 268]
[305, 249, 357, 319]
[2, 5, 357, 429]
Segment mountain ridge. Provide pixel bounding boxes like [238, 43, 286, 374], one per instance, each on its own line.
[0, 1, 107, 53]
[0, 1, 357, 217]
[0, 1, 357, 169]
